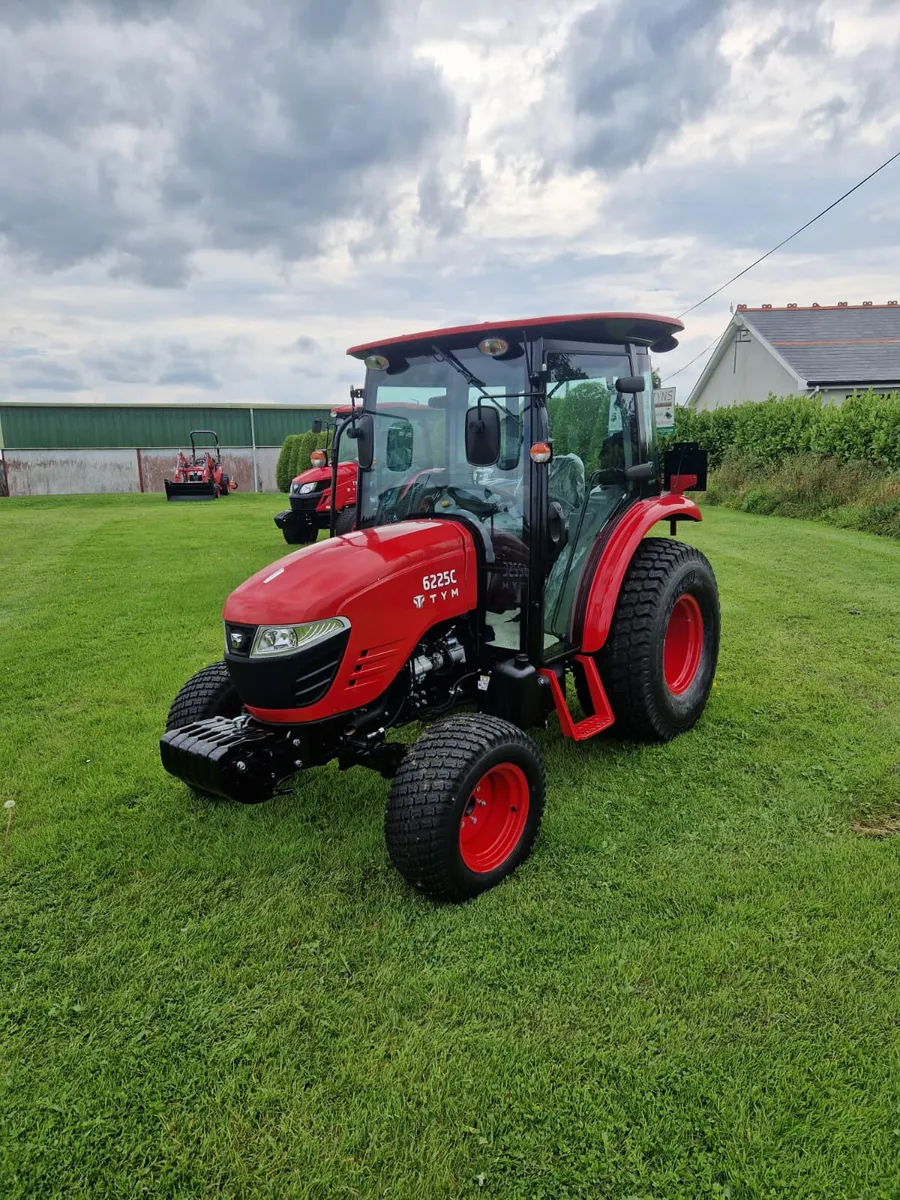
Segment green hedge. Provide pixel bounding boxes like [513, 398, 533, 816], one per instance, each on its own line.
[276, 430, 332, 490]
[676, 391, 900, 471]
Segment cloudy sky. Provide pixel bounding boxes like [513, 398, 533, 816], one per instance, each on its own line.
[1, 0, 899, 409]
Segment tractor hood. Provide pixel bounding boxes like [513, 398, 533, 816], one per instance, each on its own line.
[224, 520, 478, 628]
[292, 461, 356, 487]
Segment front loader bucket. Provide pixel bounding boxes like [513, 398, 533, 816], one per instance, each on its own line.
[165, 480, 218, 501]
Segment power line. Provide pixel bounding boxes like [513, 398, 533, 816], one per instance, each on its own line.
[677, 146, 900, 319]
[662, 335, 722, 383]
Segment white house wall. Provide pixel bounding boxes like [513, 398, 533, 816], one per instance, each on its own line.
[693, 333, 798, 411]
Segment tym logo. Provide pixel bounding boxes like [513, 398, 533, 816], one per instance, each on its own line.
[415, 587, 459, 608]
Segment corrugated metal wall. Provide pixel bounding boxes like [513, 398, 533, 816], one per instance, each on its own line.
[0, 405, 325, 449]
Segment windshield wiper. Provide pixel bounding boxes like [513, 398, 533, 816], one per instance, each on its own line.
[431, 345, 492, 399]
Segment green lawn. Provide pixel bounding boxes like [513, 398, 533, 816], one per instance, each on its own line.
[2, 494, 900, 1199]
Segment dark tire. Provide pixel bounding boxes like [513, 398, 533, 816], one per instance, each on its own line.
[334, 507, 356, 535]
[578, 538, 720, 741]
[165, 661, 242, 732]
[219, 475, 230, 497]
[282, 519, 316, 546]
[385, 714, 546, 902]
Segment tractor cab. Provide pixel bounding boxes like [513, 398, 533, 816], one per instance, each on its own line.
[342, 313, 689, 662]
[162, 314, 719, 902]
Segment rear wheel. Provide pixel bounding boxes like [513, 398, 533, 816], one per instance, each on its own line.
[219, 474, 231, 497]
[578, 538, 720, 741]
[385, 715, 546, 902]
[165, 661, 242, 732]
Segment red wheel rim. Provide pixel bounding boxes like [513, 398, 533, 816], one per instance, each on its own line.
[664, 594, 704, 695]
[459, 763, 530, 874]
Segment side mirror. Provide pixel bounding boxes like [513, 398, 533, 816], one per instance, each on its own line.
[465, 405, 501, 466]
[350, 413, 375, 470]
[615, 376, 646, 394]
[311, 418, 324, 434]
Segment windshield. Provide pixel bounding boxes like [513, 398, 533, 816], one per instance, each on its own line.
[358, 348, 529, 531]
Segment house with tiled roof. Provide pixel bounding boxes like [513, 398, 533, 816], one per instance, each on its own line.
[689, 303, 900, 411]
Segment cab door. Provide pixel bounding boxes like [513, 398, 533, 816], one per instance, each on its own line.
[540, 346, 650, 655]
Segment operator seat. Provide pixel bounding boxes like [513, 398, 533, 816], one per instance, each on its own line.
[548, 453, 585, 520]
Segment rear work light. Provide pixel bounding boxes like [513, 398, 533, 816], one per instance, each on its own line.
[310, 450, 327, 467]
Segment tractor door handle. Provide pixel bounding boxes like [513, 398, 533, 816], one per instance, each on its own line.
[548, 502, 567, 553]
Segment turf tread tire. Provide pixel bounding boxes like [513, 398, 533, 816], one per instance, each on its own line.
[335, 507, 356, 535]
[385, 714, 546, 902]
[165, 661, 242, 732]
[591, 537, 720, 742]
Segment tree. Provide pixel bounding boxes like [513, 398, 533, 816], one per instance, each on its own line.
[276, 436, 295, 492]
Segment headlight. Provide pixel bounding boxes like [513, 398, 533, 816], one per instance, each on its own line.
[298, 482, 317, 494]
[250, 616, 349, 658]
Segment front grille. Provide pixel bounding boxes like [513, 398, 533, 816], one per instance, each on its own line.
[293, 649, 345, 705]
[225, 627, 351, 710]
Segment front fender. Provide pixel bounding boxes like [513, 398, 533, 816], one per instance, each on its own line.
[578, 495, 702, 654]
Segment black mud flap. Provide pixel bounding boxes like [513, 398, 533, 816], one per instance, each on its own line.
[663, 442, 708, 492]
[160, 716, 303, 803]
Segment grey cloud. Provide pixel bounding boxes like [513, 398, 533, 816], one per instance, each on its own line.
[157, 366, 221, 388]
[4, 0, 186, 26]
[417, 161, 485, 238]
[156, 342, 222, 389]
[567, 0, 730, 171]
[12, 358, 86, 392]
[0, 0, 466, 284]
[163, 3, 457, 263]
[749, 3, 832, 63]
[803, 95, 850, 138]
[295, 336, 320, 353]
[85, 343, 159, 384]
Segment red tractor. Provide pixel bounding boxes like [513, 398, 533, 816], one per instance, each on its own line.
[162, 314, 719, 901]
[165, 430, 237, 501]
[274, 408, 358, 544]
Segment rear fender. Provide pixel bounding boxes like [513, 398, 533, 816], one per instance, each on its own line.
[578, 495, 702, 654]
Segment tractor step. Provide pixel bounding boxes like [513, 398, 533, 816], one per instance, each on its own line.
[539, 655, 614, 741]
[165, 481, 218, 501]
[160, 716, 302, 802]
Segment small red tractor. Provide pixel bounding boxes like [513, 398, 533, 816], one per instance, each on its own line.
[162, 314, 719, 901]
[274, 408, 358, 544]
[165, 430, 237, 501]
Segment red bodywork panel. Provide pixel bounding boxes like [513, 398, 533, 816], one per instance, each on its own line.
[347, 312, 684, 359]
[579, 495, 702, 654]
[224, 521, 478, 723]
[291, 461, 358, 512]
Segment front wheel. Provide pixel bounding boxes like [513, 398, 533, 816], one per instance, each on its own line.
[385, 715, 546, 902]
[334, 507, 356, 535]
[581, 537, 720, 741]
[165, 661, 242, 732]
[282, 518, 317, 546]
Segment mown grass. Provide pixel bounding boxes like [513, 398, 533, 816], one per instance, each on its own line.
[2, 493, 900, 1199]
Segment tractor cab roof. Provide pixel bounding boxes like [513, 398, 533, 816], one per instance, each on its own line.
[347, 312, 683, 360]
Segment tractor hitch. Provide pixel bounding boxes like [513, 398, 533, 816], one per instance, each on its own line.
[160, 716, 305, 803]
